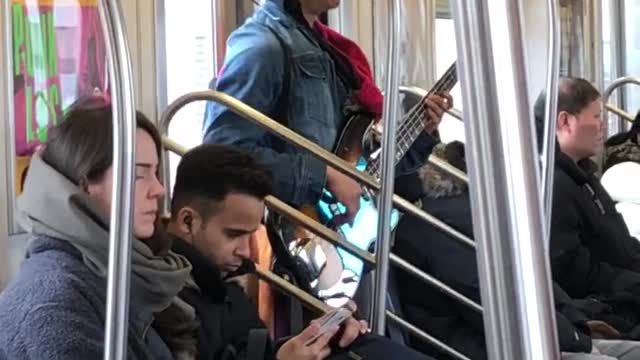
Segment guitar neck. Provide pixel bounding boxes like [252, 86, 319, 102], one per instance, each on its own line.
[367, 62, 458, 179]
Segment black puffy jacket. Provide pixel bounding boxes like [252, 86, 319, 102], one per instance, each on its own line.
[395, 190, 593, 360]
[550, 151, 640, 298]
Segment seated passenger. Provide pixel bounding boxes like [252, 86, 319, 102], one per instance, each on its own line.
[533, 78, 640, 330]
[166, 143, 435, 360]
[0, 99, 194, 359]
[601, 112, 640, 240]
[602, 111, 640, 172]
[394, 142, 640, 360]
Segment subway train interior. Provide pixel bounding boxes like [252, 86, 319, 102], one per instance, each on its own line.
[1, 0, 640, 359]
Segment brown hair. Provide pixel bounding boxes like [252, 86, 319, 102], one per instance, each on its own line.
[41, 96, 162, 186]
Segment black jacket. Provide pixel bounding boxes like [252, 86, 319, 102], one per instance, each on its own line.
[546, 151, 640, 337]
[172, 237, 436, 360]
[172, 238, 273, 360]
[550, 151, 640, 299]
[394, 190, 593, 360]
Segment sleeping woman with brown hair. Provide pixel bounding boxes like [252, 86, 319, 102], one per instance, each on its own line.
[0, 98, 196, 359]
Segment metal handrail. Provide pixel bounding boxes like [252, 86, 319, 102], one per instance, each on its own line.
[540, 0, 561, 246]
[428, 147, 468, 183]
[386, 311, 471, 360]
[604, 77, 640, 106]
[604, 77, 640, 134]
[163, 137, 483, 314]
[98, 0, 137, 359]
[398, 85, 464, 121]
[448, 107, 464, 121]
[158, 91, 475, 251]
[254, 267, 330, 313]
[605, 103, 634, 123]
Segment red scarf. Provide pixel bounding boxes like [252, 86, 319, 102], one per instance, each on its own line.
[217, 23, 384, 119]
[314, 22, 383, 119]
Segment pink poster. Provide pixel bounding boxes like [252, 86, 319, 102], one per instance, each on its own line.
[12, 0, 108, 157]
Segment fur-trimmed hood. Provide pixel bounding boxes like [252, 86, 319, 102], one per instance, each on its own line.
[418, 141, 468, 198]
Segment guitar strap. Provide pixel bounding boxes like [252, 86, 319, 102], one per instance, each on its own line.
[260, 28, 316, 334]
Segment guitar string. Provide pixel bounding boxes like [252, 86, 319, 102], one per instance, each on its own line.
[367, 68, 457, 177]
[395, 66, 458, 154]
[367, 64, 457, 178]
[378, 63, 457, 166]
[367, 74, 456, 179]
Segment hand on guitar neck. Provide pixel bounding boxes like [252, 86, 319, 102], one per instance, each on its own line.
[323, 93, 451, 227]
[421, 93, 453, 134]
[325, 166, 362, 226]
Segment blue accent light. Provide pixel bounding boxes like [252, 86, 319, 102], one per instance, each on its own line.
[316, 156, 400, 283]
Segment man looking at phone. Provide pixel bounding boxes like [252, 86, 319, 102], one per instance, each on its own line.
[166, 144, 434, 360]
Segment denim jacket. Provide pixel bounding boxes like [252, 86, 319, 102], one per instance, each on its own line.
[203, 0, 437, 207]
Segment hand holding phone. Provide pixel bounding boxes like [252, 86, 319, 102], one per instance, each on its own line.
[303, 308, 352, 346]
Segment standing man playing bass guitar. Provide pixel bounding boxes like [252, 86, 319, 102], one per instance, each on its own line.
[203, 0, 452, 220]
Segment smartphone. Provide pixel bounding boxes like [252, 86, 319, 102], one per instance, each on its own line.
[304, 308, 352, 346]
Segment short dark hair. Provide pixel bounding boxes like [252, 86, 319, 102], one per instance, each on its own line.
[41, 96, 162, 185]
[533, 77, 601, 151]
[171, 144, 274, 219]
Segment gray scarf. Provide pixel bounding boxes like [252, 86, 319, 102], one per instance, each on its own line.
[17, 154, 192, 314]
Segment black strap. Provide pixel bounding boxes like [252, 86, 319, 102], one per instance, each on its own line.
[246, 329, 270, 360]
[265, 216, 313, 294]
[289, 297, 305, 335]
[264, 25, 293, 127]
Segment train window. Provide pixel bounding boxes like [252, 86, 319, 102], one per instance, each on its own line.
[602, 0, 640, 123]
[161, 0, 215, 189]
[159, 1, 259, 189]
[624, 0, 640, 115]
[603, 0, 612, 87]
[435, 18, 465, 143]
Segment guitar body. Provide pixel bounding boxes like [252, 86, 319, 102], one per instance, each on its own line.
[292, 114, 400, 306]
[287, 61, 458, 306]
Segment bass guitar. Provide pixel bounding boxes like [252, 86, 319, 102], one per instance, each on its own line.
[290, 62, 458, 306]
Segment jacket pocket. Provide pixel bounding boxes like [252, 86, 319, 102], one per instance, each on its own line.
[293, 54, 334, 129]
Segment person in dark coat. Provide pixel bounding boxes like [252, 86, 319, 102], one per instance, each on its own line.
[395, 140, 640, 359]
[395, 141, 605, 359]
[533, 78, 640, 334]
[165, 143, 436, 360]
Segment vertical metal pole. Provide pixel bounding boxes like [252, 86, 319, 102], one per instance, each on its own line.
[157, 0, 171, 219]
[608, 0, 626, 136]
[590, 0, 605, 90]
[371, 0, 401, 336]
[451, 0, 561, 358]
[424, 0, 436, 86]
[0, 0, 15, 287]
[154, 0, 168, 116]
[2, 0, 17, 235]
[541, 0, 560, 246]
[99, 0, 137, 359]
[211, 0, 221, 75]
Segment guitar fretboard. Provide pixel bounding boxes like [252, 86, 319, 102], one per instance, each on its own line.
[367, 62, 458, 179]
